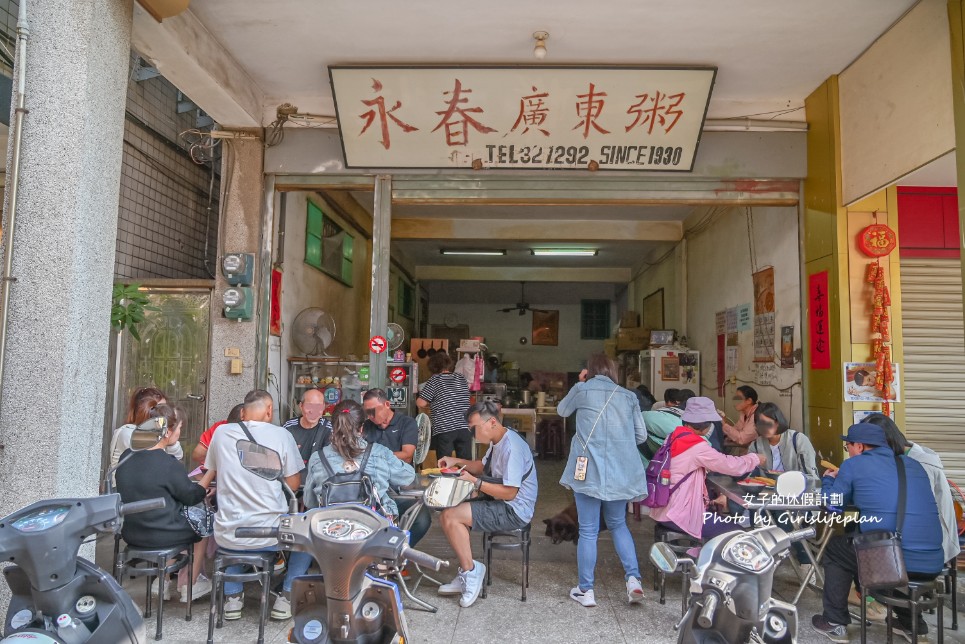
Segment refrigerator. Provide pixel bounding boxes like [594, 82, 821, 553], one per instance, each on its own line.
[638, 348, 700, 401]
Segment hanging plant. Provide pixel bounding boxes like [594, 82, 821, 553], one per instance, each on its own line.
[111, 283, 157, 342]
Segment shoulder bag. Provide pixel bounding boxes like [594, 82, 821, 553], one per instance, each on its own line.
[852, 455, 908, 589]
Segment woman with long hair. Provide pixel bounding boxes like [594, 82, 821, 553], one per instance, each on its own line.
[109, 387, 183, 471]
[557, 353, 648, 608]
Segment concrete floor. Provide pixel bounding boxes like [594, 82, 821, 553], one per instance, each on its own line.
[103, 459, 964, 643]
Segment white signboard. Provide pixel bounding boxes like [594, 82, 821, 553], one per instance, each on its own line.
[330, 66, 716, 171]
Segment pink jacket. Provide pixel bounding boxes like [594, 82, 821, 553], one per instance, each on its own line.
[649, 437, 759, 540]
[722, 404, 759, 447]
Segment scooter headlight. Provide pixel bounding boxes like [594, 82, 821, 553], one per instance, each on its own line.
[722, 536, 773, 572]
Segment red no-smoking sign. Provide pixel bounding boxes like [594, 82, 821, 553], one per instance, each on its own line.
[389, 367, 406, 383]
[369, 335, 387, 354]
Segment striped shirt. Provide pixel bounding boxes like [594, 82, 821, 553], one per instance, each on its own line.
[417, 372, 470, 435]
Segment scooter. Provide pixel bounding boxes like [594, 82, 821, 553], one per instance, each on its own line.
[0, 420, 168, 643]
[650, 471, 817, 644]
[233, 440, 449, 644]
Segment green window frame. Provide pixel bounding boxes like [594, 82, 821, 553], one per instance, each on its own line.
[581, 299, 610, 340]
[398, 277, 415, 319]
[305, 200, 354, 286]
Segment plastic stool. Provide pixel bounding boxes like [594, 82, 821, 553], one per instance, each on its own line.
[207, 549, 274, 644]
[481, 524, 531, 601]
[114, 541, 194, 641]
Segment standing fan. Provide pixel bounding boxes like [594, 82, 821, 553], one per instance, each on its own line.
[386, 322, 406, 351]
[292, 307, 336, 357]
[414, 413, 432, 465]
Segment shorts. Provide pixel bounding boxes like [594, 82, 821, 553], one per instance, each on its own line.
[469, 500, 527, 533]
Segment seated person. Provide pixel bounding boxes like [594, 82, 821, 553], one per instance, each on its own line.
[649, 397, 763, 541]
[362, 388, 431, 546]
[436, 401, 538, 609]
[285, 400, 415, 593]
[191, 403, 243, 466]
[640, 388, 699, 464]
[718, 385, 759, 454]
[282, 387, 333, 489]
[115, 404, 211, 602]
[748, 402, 819, 482]
[811, 423, 944, 643]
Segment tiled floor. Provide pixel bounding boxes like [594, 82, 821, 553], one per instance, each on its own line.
[98, 459, 963, 643]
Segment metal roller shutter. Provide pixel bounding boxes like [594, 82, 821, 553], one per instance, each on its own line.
[900, 258, 965, 483]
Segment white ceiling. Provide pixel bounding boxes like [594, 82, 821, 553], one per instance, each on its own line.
[188, 0, 917, 124]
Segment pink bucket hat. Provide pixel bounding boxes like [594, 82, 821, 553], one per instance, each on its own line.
[680, 396, 722, 423]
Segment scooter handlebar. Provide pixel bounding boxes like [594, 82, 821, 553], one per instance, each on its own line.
[401, 547, 448, 571]
[235, 526, 280, 539]
[787, 527, 816, 542]
[120, 498, 166, 516]
[697, 592, 719, 629]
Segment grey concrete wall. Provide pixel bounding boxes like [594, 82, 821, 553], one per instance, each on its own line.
[116, 61, 220, 279]
[0, 0, 132, 507]
[207, 139, 265, 424]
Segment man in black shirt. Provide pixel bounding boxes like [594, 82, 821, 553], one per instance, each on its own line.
[362, 388, 430, 545]
[282, 387, 332, 488]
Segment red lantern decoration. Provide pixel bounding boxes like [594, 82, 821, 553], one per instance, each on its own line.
[858, 224, 897, 257]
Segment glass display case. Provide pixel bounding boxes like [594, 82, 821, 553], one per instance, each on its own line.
[285, 358, 419, 420]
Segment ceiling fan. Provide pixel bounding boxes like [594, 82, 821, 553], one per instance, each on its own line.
[497, 282, 551, 316]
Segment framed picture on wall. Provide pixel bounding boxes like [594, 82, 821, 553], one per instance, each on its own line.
[532, 310, 560, 346]
[661, 356, 680, 380]
[642, 288, 665, 330]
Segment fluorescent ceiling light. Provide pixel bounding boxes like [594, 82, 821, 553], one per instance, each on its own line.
[440, 249, 506, 256]
[531, 248, 598, 257]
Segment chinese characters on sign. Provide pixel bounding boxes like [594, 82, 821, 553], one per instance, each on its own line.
[330, 66, 716, 170]
[808, 271, 831, 369]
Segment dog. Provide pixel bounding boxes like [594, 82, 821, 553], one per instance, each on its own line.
[543, 501, 608, 545]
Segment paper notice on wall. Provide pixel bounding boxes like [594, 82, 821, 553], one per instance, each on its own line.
[737, 304, 752, 331]
[754, 312, 776, 362]
[715, 310, 726, 335]
[725, 346, 739, 377]
[756, 362, 778, 387]
[725, 307, 738, 333]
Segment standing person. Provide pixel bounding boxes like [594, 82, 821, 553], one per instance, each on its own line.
[718, 385, 759, 454]
[435, 401, 538, 608]
[417, 351, 472, 460]
[116, 404, 212, 602]
[191, 403, 244, 466]
[198, 390, 304, 621]
[282, 387, 333, 487]
[748, 402, 819, 482]
[109, 387, 182, 471]
[557, 353, 648, 608]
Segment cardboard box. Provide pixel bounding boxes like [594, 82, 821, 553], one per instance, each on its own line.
[620, 311, 640, 328]
[603, 339, 618, 359]
[616, 327, 649, 351]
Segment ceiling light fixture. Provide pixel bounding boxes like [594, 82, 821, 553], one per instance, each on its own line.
[531, 248, 598, 257]
[440, 249, 507, 256]
[533, 31, 549, 60]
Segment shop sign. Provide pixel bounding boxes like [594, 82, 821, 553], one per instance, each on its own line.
[808, 271, 831, 370]
[330, 66, 716, 171]
[387, 387, 407, 408]
[389, 367, 406, 384]
[369, 335, 387, 354]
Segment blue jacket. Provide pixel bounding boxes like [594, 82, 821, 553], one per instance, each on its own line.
[557, 376, 648, 502]
[822, 446, 944, 574]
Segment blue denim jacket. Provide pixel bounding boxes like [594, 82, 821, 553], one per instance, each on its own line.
[557, 376, 648, 502]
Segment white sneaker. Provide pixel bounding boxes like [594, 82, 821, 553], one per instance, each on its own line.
[570, 586, 596, 607]
[438, 574, 465, 596]
[626, 576, 645, 604]
[223, 594, 244, 621]
[179, 574, 212, 603]
[151, 577, 174, 601]
[271, 594, 291, 620]
[458, 561, 486, 608]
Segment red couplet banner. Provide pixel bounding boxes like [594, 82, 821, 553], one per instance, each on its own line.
[808, 271, 831, 369]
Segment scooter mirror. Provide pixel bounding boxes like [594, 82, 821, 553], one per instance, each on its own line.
[650, 542, 681, 574]
[237, 440, 283, 480]
[775, 470, 806, 498]
[131, 417, 168, 450]
[423, 476, 474, 509]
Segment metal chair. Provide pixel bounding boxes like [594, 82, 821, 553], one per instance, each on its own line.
[392, 497, 439, 612]
[536, 418, 565, 459]
[481, 524, 531, 601]
[206, 549, 275, 644]
[114, 541, 194, 641]
[943, 560, 958, 630]
[861, 578, 944, 644]
[652, 523, 700, 614]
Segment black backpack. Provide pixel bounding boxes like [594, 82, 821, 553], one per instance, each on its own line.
[316, 443, 380, 509]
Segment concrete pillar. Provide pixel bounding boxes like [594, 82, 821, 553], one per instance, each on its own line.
[207, 139, 266, 424]
[0, 0, 132, 512]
